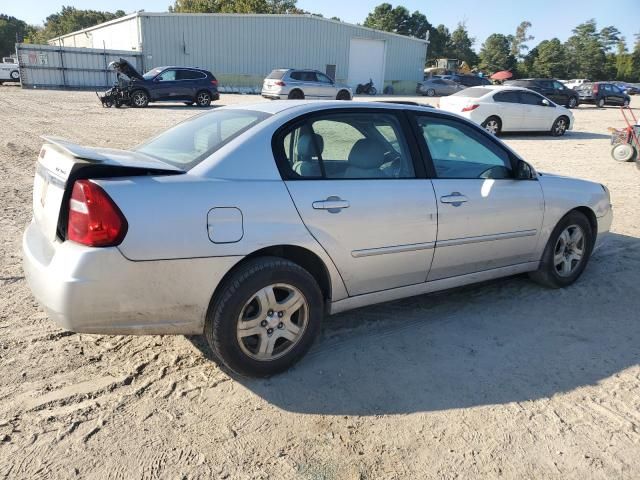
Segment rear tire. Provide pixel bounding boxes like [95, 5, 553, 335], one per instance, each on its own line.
[10, 70, 19, 80]
[426, 88, 436, 97]
[529, 211, 593, 289]
[567, 96, 578, 108]
[481, 116, 502, 135]
[623, 99, 630, 107]
[288, 89, 304, 100]
[195, 90, 212, 107]
[597, 97, 606, 108]
[131, 90, 149, 108]
[336, 90, 351, 100]
[205, 257, 323, 377]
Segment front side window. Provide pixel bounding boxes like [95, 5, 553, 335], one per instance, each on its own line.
[277, 112, 415, 180]
[157, 69, 177, 82]
[316, 73, 333, 84]
[416, 116, 512, 179]
[136, 109, 270, 170]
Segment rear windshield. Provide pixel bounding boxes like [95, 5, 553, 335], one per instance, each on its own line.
[452, 87, 491, 98]
[267, 70, 287, 79]
[135, 109, 270, 170]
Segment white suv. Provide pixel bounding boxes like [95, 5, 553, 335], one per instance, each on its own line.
[262, 69, 352, 100]
[0, 58, 20, 84]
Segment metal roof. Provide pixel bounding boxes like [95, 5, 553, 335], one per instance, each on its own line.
[50, 12, 429, 45]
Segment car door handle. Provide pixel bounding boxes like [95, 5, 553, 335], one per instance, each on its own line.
[312, 196, 350, 212]
[440, 193, 468, 206]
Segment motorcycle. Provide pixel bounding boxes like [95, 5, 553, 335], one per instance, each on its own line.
[356, 78, 377, 96]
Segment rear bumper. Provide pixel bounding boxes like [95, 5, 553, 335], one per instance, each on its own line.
[22, 221, 241, 335]
[261, 90, 286, 100]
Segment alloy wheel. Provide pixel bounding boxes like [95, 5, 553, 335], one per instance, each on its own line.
[554, 118, 568, 135]
[553, 224, 585, 277]
[236, 283, 309, 361]
[133, 92, 147, 107]
[484, 119, 499, 134]
[197, 92, 211, 106]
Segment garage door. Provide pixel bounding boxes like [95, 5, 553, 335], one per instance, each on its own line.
[348, 38, 385, 93]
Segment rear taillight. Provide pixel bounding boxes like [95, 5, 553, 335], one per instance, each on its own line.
[275, 81, 286, 86]
[67, 180, 127, 247]
[593, 84, 599, 94]
[211, 79, 218, 87]
[462, 104, 479, 112]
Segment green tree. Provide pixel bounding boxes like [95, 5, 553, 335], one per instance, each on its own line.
[31, 6, 126, 43]
[0, 14, 35, 56]
[564, 19, 606, 79]
[518, 45, 539, 76]
[599, 25, 621, 51]
[428, 24, 451, 61]
[479, 33, 516, 73]
[532, 38, 567, 78]
[510, 21, 534, 58]
[169, 0, 302, 14]
[363, 3, 431, 38]
[448, 22, 477, 66]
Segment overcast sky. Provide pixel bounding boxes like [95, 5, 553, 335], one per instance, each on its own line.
[3, 0, 638, 51]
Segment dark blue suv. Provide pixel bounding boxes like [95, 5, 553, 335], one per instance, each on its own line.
[105, 59, 220, 108]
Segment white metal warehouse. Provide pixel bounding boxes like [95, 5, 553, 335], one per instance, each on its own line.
[49, 12, 428, 94]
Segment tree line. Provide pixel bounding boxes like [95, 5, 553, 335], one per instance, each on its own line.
[1, 2, 638, 82]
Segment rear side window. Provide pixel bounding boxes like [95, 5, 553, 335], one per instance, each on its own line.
[519, 91, 544, 105]
[291, 71, 317, 82]
[177, 69, 206, 80]
[416, 116, 512, 179]
[267, 70, 286, 79]
[452, 87, 490, 98]
[136, 110, 270, 170]
[493, 91, 520, 103]
[276, 112, 415, 180]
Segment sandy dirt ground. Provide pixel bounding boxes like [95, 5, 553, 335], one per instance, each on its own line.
[0, 85, 639, 480]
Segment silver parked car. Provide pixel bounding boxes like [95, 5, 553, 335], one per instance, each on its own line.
[262, 68, 352, 100]
[417, 78, 466, 97]
[23, 101, 612, 377]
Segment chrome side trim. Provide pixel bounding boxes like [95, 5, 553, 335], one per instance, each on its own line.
[351, 241, 436, 258]
[436, 229, 537, 248]
[329, 261, 540, 315]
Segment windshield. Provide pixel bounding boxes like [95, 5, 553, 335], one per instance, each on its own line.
[136, 109, 271, 170]
[143, 68, 164, 80]
[452, 87, 491, 98]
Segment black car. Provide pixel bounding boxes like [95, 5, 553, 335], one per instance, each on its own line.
[576, 82, 631, 108]
[504, 78, 580, 108]
[100, 59, 220, 108]
[453, 75, 492, 87]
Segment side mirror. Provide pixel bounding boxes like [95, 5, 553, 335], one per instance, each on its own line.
[541, 98, 550, 106]
[515, 160, 535, 180]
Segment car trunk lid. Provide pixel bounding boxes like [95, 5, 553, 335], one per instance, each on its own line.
[33, 136, 183, 243]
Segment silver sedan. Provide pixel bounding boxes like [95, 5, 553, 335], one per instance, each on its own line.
[417, 78, 466, 96]
[23, 101, 613, 376]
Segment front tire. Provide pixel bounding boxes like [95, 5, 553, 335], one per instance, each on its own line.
[131, 90, 149, 108]
[551, 116, 569, 136]
[426, 88, 436, 97]
[481, 116, 502, 135]
[10, 70, 19, 80]
[597, 97, 606, 108]
[205, 257, 323, 377]
[567, 96, 578, 108]
[529, 211, 593, 288]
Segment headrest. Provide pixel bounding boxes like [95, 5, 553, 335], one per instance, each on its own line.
[297, 133, 324, 160]
[347, 139, 385, 169]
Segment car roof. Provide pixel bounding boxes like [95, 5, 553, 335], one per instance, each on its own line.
[156, 66, 209, 72]
[221, 100, 437, 116]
